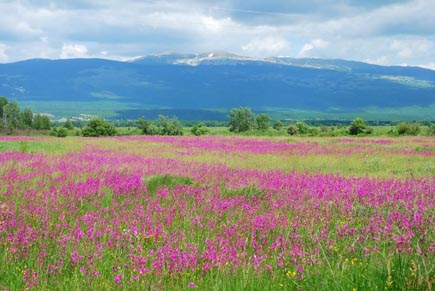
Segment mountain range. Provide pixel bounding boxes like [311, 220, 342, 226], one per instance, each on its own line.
[1, 51, 435, 121]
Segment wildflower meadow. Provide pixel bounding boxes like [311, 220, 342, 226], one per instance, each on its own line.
[1, 136, 435, 290]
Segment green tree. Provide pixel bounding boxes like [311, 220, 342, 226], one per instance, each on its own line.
[256, 113, 270, 130]
[50, 127, 68, 137]
[427, 124, 435, 136]
[295, 121, 310, 135]
[3, 100, 21, 131]
[397, 122, 420, 136]
[272, 120, 283, 131]
[32, 114, 43, 130]
[21, 108, 33, 128]
[137, 117, 158, 135]
[157, 115, 183, 136]
[32, 114, 51, 130]
[64, 118, 74, 130]
[287, 125, 297, 135]
[191, 122, 209, 136]
[40, 115, 51, 130]
[82, 117, 117, 137]
[349, 117, 367, 135]
[0, 96, 8, 128]
[408, 123, 420, 136]
[228, 107, 256, 132]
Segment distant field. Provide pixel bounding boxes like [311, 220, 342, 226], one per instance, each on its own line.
[1, 135, 435, 290]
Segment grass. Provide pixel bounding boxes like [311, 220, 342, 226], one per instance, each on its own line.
[0, 140, 69, 154]
[145, 174, 195, 196]
[1, 135, 435, 290]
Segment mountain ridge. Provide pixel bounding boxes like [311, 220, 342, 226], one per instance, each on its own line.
[1, 52, 435, 121]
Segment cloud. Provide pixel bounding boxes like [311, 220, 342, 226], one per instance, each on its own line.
[420, 63, 435, 71]
[0, 44, 8, 62]
[297, 39, 328, 58]
[0, 0, 433, 69]
[60, 43, 89, 59]
[242, 37, 291, 56]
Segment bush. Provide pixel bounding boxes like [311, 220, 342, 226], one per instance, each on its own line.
[427, 124, 435, 136]
[50, 127, 68, 138]
[137, 117, 159, 135]
[191, 123, 209, 136]
[256, 113, 270, 130]
[397, 122, 410, 135]
[272, 120, 283, 131]
[64, 119, 74, 130]
[349, 117, 367, 135]
[157, 115, 183, 136]
[82, 118, 117, 137]
[397, 122, 420, 136]
[287, 125, 297, 135]
[295, 121, 310, 135]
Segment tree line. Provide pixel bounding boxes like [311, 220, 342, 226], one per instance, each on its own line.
[0, 96, 51, 133]
[2, 97, 433, 137]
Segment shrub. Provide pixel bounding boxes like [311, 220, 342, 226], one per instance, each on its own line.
[82, 118, 117, 137]
[256, 113, 270, 130]
[349, 117, 367, 135]
[287, 125, 297, 135]
[50, 127, 68, 138]
[272, 120, 283, 131]
[137, 117, 159, 135]
[157, 115, 183, 136]
[397, 122, 420, 136]
[295, 121, 310, 135]
[191, 123, 209, 136]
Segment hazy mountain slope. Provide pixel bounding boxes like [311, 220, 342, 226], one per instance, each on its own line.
[0, 53, 434, 120]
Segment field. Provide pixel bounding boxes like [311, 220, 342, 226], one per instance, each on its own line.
[1, 135, 435, 290]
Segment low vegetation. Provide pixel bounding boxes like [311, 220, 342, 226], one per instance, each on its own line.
[1, 135, 435, 290]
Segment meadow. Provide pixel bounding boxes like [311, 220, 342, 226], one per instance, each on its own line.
[1, 135, 435, 290]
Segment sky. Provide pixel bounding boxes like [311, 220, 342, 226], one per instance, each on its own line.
[0, 0, 434, 69]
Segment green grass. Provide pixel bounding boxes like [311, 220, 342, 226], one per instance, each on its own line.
[145, 174, 195, 196]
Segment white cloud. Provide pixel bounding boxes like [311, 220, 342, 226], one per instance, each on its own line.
[364, 56, 390, 66]
[0, 43, 8, 62]
[297, 39, 328, 57]
[0, 0, 434, 68]
[60, 43, 89, 59]
[390, 38, 432, 59]
[419, 63, 435, 71]
[242, 37, 291, 56]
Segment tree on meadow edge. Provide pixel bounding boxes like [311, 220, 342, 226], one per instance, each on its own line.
[3, 100, 21, 132]
[157, 115, 183, 136]
[82, 117, 117, 137]
[349, 117, 367, 135]
[397, 121, 420, 136]
[191, 122, 209, 136]
[137, 117, 158, 135]
[272, 120, 283, 131]
[21, 108, 33, 129]
[0, 96, 8, 128]
[256, 113, 270, 130]
[64, 118, 74, 130]
[295, 121, 310, 135]
[32, 114, 51, 130]
[228, 107, 256, 132]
